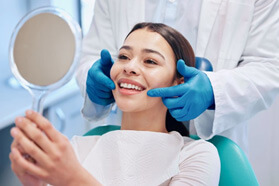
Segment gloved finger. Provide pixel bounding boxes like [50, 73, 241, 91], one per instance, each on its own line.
[147, 84, 188, 98]
[87, 87, 115, 106]
[93, 70, 115, 90]
[176, 115, 191, 122]
[87, 85, 113, 99]
[170, 107, 191, 122]
[93, 89, 114, 99]
[169, 94, 192, 118]
[100, 49, 114, 66]
[92, 77, 115, 91]
[87, 76, 109, 93]
[162, 97, 185, 110]
[169, 108, 186, 121]
[177, 59, 199, 78]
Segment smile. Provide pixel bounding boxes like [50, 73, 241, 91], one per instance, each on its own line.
[117, 78, 146, 95]
[120, 83, 143, 91]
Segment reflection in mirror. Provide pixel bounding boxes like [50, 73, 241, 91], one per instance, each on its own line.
[14, 13, 75, 86]
[10, 7, 81, 113]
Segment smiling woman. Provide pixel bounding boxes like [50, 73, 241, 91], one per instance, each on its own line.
[10, 23, 220, 186]
[111, 22, 195, 135]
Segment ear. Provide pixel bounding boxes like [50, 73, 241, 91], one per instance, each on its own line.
[173, 76, 184, 86]
[176, 76, 184, 85]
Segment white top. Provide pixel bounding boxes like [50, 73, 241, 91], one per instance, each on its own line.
[71, 130, 220, 186]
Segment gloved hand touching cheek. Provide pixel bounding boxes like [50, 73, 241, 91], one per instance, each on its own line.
[86, 49, 115, 106]
[147, 59, 214, 121]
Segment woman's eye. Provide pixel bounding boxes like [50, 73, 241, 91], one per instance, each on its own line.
[145, 59, 157, 65]
[118, 54, 129, 60]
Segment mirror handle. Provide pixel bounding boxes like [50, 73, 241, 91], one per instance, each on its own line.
[30, 89, 47, 114]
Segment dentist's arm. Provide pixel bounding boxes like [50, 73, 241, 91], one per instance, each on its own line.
[148, 60, 214, 121]
[76, 0, 118, 121]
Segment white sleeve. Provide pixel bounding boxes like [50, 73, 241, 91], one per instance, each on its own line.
[195, 0, 279, 138]
[75, 0, 118, 120]
[169, 139, 220, 186]
[81, 94, 113, 121]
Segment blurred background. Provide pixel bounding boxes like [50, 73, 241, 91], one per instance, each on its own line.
[0, 0, 95, 185]
[0, 1, 278, 185]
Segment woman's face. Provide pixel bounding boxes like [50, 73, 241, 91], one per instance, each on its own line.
[110, 28, 179, 113]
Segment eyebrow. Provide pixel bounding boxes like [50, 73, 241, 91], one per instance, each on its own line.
[119, 45, 165, 60]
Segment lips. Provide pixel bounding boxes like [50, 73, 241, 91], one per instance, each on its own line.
[117, 78, 146, 91]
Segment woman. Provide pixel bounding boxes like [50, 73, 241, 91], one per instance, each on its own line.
[10, 23, 220, 186]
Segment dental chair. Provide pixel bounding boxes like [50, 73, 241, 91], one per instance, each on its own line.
[83, 58, 259, 186]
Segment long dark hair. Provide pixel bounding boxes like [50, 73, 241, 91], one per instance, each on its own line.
[126, 22, 195, 137]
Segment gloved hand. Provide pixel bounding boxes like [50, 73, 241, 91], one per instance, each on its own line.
[147, 59, 214, 121]
[86, 49, 115, 106]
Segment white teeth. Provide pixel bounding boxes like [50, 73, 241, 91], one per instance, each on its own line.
[120, 83, 142, 90]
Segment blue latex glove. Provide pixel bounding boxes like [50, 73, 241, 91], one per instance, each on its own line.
[147, 59, 214, 121]
[86, 49, 115, 106]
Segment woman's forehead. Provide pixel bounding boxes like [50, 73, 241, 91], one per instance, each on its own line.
[123, 29, 174, 58]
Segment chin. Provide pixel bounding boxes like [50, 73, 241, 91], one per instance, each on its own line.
[115, 100, 143, 113]
[113, 91, 161, 113]
[113, 91, 145, 112]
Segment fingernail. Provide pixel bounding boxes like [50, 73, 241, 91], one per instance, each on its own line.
[26, 110, 33, 116]
[11, 127, 18, 137]
[11, 148, 19, 156]
[15, 117, 22, 123]
[11, 148, 16, 155]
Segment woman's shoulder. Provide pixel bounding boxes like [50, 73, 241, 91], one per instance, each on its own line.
[183, 136, 216, 148]
[180, 136, 219, 159]
[168, 132, 218, 156]
[167, 132, 219, 164]
[169, 135, 220, 185]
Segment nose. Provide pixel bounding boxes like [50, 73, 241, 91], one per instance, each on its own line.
[123, 59, 139, 75]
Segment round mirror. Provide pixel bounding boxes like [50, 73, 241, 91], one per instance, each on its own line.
[9, 7, 82, 114]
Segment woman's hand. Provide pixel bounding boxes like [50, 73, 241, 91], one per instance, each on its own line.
[9, 110, 100, 186]
[10, 139, 46, 186]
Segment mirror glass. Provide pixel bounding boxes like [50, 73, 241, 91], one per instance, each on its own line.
[9, 7, 81, 113]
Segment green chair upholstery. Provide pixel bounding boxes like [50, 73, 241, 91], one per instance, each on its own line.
[192, 135, 259, 186]
[84, 125, 121, 136]
[84, 125, 259, 186]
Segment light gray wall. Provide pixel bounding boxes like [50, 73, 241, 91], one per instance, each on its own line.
[248, 97, 279, 186]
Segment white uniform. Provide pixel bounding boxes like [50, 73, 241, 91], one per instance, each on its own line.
[71, 130, 220, 185]
[76, 0, 279, 152]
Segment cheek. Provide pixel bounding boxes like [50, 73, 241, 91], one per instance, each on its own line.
[110, 63, 120, 82]
[147, 70, 176, 89]
[110, 63, 122, 99]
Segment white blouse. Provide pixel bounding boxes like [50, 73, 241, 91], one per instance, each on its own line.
[71, 130, 220, 186]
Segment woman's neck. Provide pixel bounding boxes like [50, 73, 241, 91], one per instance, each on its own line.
[121, 107, 168, 133]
